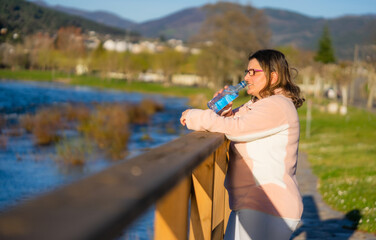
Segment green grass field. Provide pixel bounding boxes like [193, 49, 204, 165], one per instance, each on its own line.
[0, 69, 67, 81]
[1, 69, 375, 233]
[298, 100, 376, 233]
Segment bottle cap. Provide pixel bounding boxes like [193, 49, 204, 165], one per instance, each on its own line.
[239, 81, 247, 88]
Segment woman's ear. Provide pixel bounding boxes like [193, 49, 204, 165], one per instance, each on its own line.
[271, 72, 278, 85]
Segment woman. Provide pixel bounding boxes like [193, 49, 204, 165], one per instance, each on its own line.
[180, 49, 305, 240]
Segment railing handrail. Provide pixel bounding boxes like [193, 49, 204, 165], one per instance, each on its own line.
[0, 132, 227, 240]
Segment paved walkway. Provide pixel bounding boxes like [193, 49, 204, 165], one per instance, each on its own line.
[291, 152, 376, 240]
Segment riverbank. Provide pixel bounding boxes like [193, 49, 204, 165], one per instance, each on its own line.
[0, 69, 214, 108]
[0, 79, 191, 208]
[0, 69, 255, 109]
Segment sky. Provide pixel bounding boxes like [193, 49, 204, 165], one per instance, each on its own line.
[39, 0, 376, 23]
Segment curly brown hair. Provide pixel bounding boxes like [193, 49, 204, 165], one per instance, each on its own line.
[249, 49, 305, 108]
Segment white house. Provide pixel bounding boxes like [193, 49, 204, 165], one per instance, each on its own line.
[103, 39, 116, 51]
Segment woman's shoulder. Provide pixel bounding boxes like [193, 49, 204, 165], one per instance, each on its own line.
[256, 94, 292, 106]
[254, 95, 296, 115]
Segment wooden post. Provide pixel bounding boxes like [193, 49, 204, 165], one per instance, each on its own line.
[224, 150, 231, 234]
[211, 142, 230, 239]
[154, 177, 191, 240]
[350, 44, 359, 105]
[306, 99, 312, 139]
[190, 154, 214, 240]
[189, 141, 230, 240]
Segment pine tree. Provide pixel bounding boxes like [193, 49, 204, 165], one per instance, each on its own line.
[315, 25, 336, 63]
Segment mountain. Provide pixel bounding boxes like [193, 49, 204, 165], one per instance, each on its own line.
[136, 7, 206, 41]
[35, 1, 376, 59]
[137, 6, 375, 59]
[0, 0, 126, 39]
[11, 1, 376, 59]
[263, 8, 376, 59]
[33, 1, 137, 30]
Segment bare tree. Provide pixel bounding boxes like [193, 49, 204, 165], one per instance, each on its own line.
[55, 26, 86, 73]
[24, 32, 54, 70]
[351, 44, 376, 108]
[192, 2, 270, 89]
[330, 62, 352, 108]
[365, 64, 376, 109]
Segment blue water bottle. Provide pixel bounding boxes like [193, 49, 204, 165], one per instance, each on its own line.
[207, 81, 247, 113]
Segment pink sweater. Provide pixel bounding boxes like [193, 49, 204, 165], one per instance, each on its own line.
[185, 94, 303, 220]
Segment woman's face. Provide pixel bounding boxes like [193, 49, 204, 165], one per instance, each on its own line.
[244, 58, 267, 99]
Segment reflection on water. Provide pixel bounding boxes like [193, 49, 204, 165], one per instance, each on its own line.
[0, 80, 191, 238]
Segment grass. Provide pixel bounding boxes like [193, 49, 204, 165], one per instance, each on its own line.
[298, 100, 376, 233]
[71, 75, 214, 99]
[0, 69, 68, 82]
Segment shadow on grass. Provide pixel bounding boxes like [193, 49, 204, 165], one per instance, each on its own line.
[291, 195, 361, 239]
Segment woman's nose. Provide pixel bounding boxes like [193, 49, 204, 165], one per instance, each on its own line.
[244, 74, 250, 82]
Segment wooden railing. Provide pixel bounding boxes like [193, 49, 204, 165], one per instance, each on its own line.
[0, 132, 230, 240]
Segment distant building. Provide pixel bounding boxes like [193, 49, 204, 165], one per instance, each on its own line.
[98, 37, 200, 55]
[103, 39, 116, 51]
[76, 63, 89, 75]
[102, 39, 130, 52]
[172, 74, 204, 86]
[138, 71, 165, 82]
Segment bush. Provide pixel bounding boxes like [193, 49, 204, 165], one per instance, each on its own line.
[61, 103, 90, 122]
[79, 103, 130, 160]
[32, 107, 63, 145]
[0, 135, 7, 149]
[127, 99, 164, 124]
[0, 115, 6, 132]
[56, 138, 92, 166]
[19, 114, 34, 133]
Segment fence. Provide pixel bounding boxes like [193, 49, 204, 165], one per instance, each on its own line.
[0, 131, 230, 240]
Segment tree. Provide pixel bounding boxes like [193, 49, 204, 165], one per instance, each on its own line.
[315, 25, 336, 64]
[154, 49, 184, 85]
[56, 26, 85, 58]
[192, 2, 270, 89]
[366, 65, 376, 109]
[329, 62, 352, 109]
[24, 32, 54, 70]
[88, 43, 126, 79]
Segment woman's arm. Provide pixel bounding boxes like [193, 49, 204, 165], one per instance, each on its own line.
[181, 97, 292, 141]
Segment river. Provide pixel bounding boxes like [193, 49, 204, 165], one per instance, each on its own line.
[0, 79, 191, 239]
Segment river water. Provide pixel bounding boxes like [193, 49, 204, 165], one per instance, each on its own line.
[0, 79, 191, 239]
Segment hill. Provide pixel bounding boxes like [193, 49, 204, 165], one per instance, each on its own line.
[263, 8, 376, 59]
[8, 1, 376, 59]
[33, 0, 137, 30]
[137, 7, 206, 42]
[36, 1, 376, 60]
[0, 0, 126, 42]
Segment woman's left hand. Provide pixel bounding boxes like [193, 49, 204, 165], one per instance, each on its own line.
[180, 109, 190, 126]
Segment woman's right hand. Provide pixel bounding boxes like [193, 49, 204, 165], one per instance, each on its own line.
[214, 86, 233, 114]
[213, 85, 227, 98]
